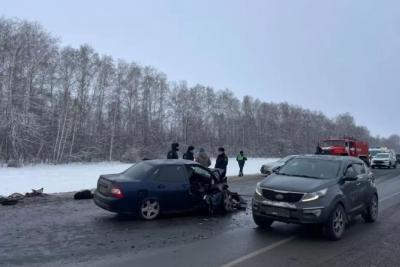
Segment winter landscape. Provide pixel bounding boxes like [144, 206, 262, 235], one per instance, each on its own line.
[1, 1, 400, 267]
[0, 158, 277, 195]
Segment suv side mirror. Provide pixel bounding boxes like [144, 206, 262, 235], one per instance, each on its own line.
[343, 173, 358, 181]
[272, 166, 281, 174]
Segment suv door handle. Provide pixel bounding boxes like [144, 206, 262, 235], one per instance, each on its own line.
[356, 182, 361, 186]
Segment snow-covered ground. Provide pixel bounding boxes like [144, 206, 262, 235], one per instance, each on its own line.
[0, 158, 278, 196]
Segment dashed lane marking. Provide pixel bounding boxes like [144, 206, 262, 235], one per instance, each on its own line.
[220, 236, 297, 267]
[380, 191, 400, 202]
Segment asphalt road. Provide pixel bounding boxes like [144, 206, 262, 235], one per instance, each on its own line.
[1, 168, 400, 267]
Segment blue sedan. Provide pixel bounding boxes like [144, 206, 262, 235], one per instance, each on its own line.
[94, 159, 231, 220]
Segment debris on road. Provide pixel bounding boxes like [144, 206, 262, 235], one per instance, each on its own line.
[0, 196, 19, 206]
[74, 189, 94, 200]
[1, 193, 23, 205]
[25, 188, 45, 197]
[0, 188, 46, 206]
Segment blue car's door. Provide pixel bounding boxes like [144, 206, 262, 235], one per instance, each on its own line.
[151, 165, 192, 212]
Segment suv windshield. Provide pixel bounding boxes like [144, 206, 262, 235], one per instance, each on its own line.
[123, 162, 153, 180]
[375, 153, 390, 159]
[278, 158, 341, 179]
[277, 155, 293, 163]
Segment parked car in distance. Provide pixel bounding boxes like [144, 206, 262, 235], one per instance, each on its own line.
[94, 159, 233, 220]
[371, 152, 397, 169]
[252, 155, 378, 240]
[369, 147, 388, 158]
[260, 155, 297, 175]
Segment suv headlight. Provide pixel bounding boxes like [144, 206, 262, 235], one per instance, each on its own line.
[255, 182, 263, 196]
[301, 188, 328, 202]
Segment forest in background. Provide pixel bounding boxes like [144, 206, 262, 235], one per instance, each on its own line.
[1, 17, 399, 165]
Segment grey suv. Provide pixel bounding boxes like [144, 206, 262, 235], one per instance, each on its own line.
[252, 155, 378, 240]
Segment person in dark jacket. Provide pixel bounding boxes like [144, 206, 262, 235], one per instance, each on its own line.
[215, 147, 228, 177]
[183, 145, 195, 161]
[315, 144, 323, 155]
[236, 150, 247, 177]
[167, 142, 179, 159]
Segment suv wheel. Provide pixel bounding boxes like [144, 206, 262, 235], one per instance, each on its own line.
[253, 214, 274, 229]
[362, 194, 378, 223]
[325, 204, 346, 240]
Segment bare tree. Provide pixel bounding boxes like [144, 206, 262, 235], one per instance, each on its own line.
[1, 17, 399, 164]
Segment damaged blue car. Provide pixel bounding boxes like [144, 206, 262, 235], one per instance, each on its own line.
[94, 159, 244, 220]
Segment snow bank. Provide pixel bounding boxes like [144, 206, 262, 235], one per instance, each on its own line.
[0, 158, 278, 195]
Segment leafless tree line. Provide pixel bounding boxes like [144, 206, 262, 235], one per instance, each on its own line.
[0, 18, 399, 165]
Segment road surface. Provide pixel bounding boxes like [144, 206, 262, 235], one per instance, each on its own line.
[1, 168, 400, 267]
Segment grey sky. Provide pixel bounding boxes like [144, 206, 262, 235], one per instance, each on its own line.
[2, 0, 399, 137]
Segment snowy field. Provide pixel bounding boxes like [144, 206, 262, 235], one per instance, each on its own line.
[0, 158, 278, 196]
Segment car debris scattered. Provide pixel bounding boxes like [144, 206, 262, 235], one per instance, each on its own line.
[25, 188, 45, 197]
[0, 195, 20, 206]
[0, 188, 46, 206]
[74, 189, 94, 200]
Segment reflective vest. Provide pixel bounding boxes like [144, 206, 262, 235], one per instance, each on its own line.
[237, 154, 246, 161]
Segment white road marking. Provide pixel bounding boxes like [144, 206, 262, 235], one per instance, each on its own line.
[221, 190, 400, 267]
[379, 191, 400, 202]
[220, 236, 297, 267]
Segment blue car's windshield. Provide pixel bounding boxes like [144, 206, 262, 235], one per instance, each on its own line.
[123, 162, 153, 180]
[278, 158, 341, 179]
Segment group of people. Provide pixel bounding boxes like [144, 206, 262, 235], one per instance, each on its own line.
[167, 143, 248, 177]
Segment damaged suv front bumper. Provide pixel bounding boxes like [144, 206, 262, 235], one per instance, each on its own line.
[252, 196, 328, 224]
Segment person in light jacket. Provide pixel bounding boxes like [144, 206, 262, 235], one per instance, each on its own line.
[195, 148, 211, 168]
[236, 150, 248, 177]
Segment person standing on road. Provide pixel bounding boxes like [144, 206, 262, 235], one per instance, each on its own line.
[183, 145, 195, 161]
[315, 143, 323, 155]
[195, 148, 212, 167]
[215, 147, 228, 177]
[236, 151, 247, 177]
[167, 142, 179, 159]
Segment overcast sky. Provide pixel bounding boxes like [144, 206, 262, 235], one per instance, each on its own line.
[2, 0, 399, 137]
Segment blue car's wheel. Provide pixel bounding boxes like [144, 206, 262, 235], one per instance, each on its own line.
[222, 191, 234, 212]
[139, 199, 160, 220]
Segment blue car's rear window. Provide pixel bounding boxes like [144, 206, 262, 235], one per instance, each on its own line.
[123, 162, 153, 180]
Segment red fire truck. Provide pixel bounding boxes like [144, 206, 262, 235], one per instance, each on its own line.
[318, 137, 370, 164]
